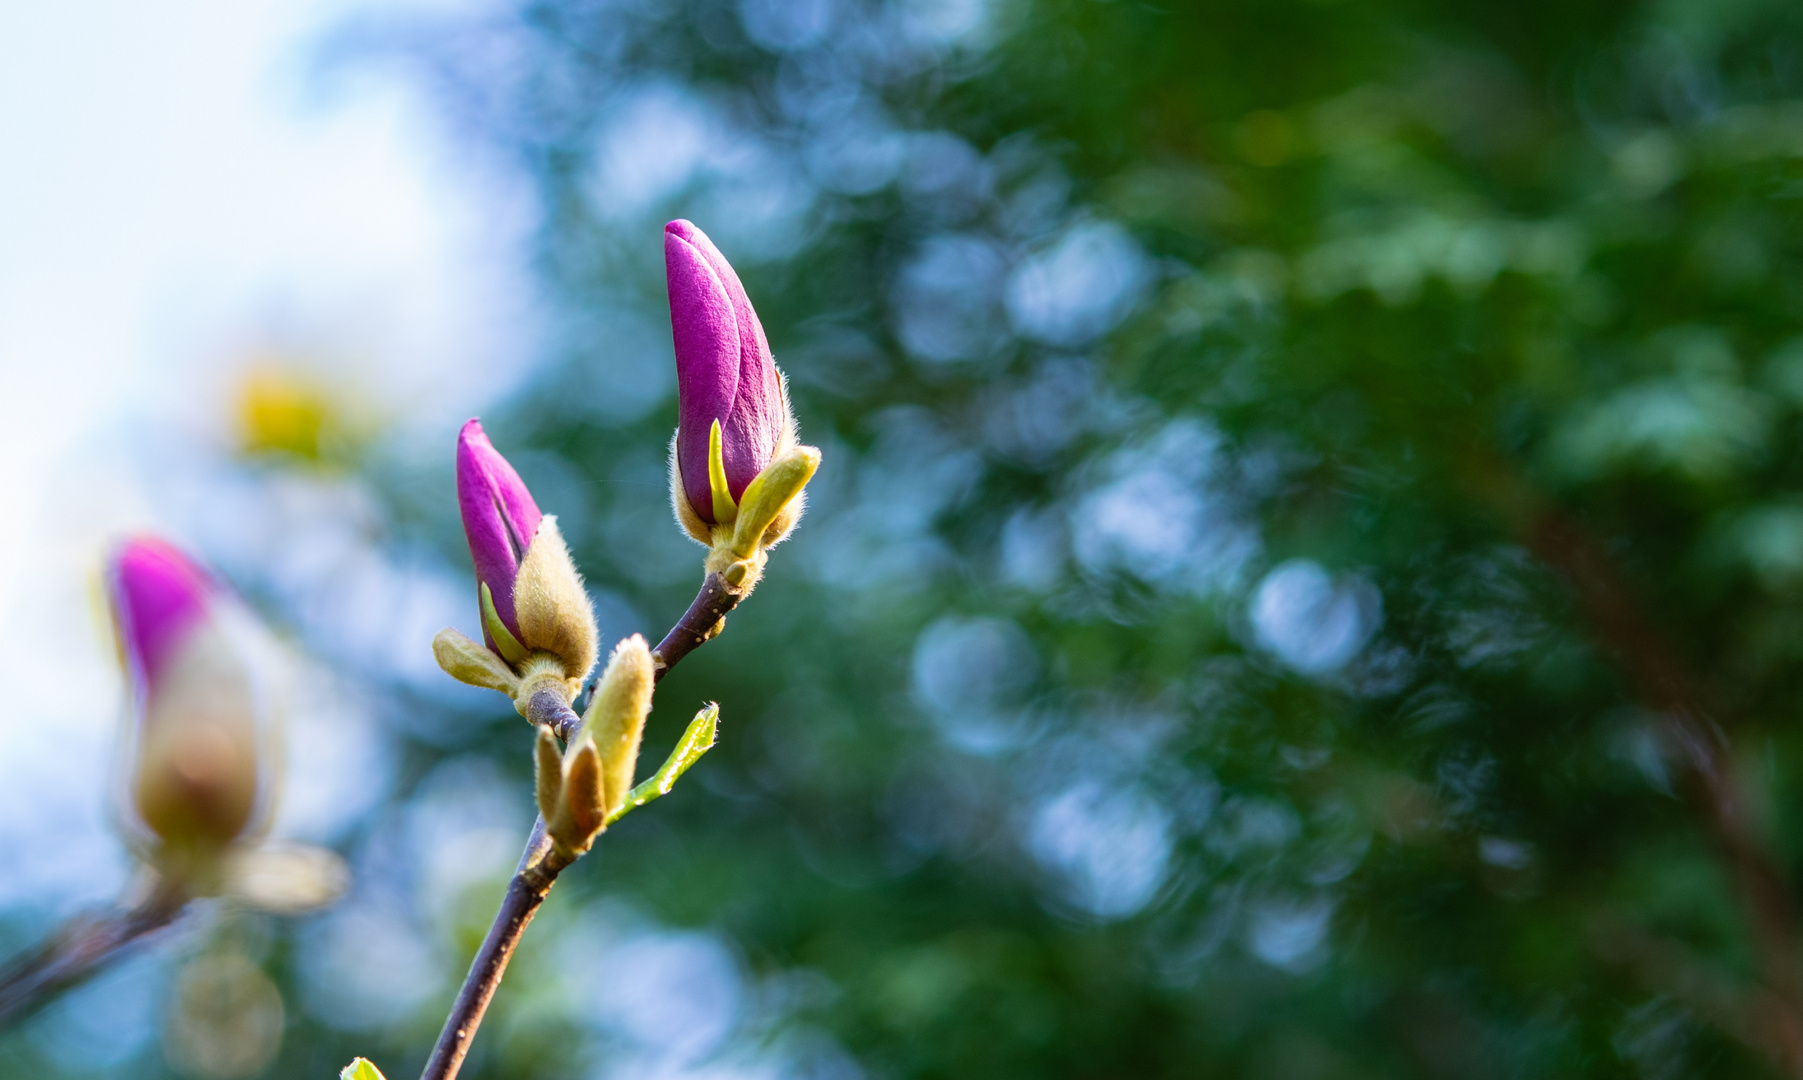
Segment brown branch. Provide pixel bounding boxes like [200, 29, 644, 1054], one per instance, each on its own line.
[416, 817, 567, 1080]
[530, 687, 585, 743]
[1523, 507, 1803, 1076]
[0, 877, 187, 1028]
[420, 571, 741, 1080]
[651, 573, 744, 682]
[525, 572, 740, 744]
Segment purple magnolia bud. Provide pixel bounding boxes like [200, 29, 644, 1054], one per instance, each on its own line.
[110, 537, 214, 702]
[107, 537, 261, 852]
[666, 219, 786, 524]
[457, 418, 544, 650]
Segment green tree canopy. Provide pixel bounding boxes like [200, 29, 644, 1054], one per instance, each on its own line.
[332, 0, 1803, 1075]
[19, 0, 1803, 1077]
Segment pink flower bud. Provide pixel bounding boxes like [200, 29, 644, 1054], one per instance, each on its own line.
[110, 537, 213, 702]
[457, 418, 544, 650]
[665, 219, 786, 524]
[107, 538, 261, 853]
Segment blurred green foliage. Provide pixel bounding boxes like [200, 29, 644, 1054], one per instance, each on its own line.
[27, 0, 1803, 1076]
[350, 0, 1803, 1076]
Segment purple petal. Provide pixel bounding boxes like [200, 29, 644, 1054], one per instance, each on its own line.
[666, 219, 784, 523]
[109, 537, 215, 698]
[456, 418, 543, 642]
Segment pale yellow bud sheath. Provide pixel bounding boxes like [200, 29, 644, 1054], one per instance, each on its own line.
[536, 726, 607, 857]
[511, 516, 598, 691]
[730, 445, 821, 558]
[434, 515, 600, 719]
[433, 628, 522, 696]
[584, 635, 656, 813]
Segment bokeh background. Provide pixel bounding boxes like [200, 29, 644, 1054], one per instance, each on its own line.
[7, 0, 1803, 1075]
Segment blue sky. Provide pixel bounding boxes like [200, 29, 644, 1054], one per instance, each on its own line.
[0, 0, 531, 913]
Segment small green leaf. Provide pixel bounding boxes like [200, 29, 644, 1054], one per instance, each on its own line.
[340, 1058, 387, 1080]
[606, 703, 719, 825]
[708, 419, 739, 525]
[480, 581, 530, 664]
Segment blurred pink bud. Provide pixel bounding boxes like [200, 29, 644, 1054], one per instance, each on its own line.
[107, 537, 260, 852]
[665, 219, 786, 523]
[457, 418, 544, 649]
[110, 537, 214, 701]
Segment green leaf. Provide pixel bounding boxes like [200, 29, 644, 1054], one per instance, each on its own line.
[479, 581, 530, 664]
[340, 1059, 387, 1080]
[605, 702, 719, 825]
[708, 418, 739, 525]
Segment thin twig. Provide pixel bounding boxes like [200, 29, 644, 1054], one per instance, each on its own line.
[0, 876, 187, 1027]
[420, 572, 739, 1080]
[416, 812, 567, 1080]
[651, 573, 744, 681]
[531, 687, 584, 743]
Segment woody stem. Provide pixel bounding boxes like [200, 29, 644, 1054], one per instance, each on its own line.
[650, 572, 744, 678]
[0, 875, 188, 1029]
[420, 571, 741, 1080]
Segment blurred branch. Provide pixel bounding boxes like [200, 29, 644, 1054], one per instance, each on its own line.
[1590, 915, 1778, 1059]
[0, 876, 187, 1028]
[1522, 506, 1803, 1077]
[420, 571, 739, 1080]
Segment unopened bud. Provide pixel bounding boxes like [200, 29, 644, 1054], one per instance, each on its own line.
[444, 420, 599, 704]
[536, 727, 606, 857]
[107, 538, 267, 873]
[584, 635, 656, 814]
[457, 419, 541, 653]
[666, 219, 787, 535]
[663, 218, 823, 577]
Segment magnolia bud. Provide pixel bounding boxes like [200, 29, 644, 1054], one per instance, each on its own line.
[666, 220, 786, 527]
[534, 635, 657, 857]
[108, 538, 264, 866]
[447, 419, 599, 705]
[663, 220, 820, 574]
[456, 418, 540, 656]
[536, 726, 606, 858]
